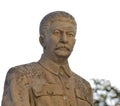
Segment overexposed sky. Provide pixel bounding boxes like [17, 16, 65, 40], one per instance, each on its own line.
[0, 0, 120, 102]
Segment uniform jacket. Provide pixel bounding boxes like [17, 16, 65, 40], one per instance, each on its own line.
[2, 55, 93, 106]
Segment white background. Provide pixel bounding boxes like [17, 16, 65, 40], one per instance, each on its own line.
[0, 0, 120, 102]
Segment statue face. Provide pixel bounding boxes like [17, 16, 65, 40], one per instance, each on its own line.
[43, 20, 76, 59]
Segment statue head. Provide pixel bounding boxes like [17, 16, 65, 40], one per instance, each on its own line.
[39, 11, 77, 63]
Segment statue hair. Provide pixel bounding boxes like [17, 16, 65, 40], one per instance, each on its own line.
[39, 11, 77, 36]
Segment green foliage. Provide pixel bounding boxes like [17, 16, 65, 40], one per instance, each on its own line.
[91, 79, 120, 106]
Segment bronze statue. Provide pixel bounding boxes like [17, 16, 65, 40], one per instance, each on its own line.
[2, 11, 93, 106]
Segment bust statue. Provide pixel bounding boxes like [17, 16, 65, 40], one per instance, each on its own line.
[2, 11, 93, 106]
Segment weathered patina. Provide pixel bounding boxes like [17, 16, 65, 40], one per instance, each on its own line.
[2, 11, 93, 106]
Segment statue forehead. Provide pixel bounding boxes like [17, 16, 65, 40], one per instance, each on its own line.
[47, 18, 76, 33]
[50, 20, 76, 30]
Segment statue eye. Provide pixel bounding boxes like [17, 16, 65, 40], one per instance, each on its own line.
[53, 30, 61, 35]
[67, 32, 74, 37]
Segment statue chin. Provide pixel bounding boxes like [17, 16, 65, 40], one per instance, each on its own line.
[55, 51, 71, 58]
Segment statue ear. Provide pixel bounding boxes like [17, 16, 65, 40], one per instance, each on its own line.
[39, 35, 45, 47]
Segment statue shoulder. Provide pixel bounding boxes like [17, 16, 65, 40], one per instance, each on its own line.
[6, 62, 44, 84]
[72, 72, 91, 88]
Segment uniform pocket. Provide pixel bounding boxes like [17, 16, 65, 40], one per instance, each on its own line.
[75, 88, 86, 100]
[75, 89, 91, 106]
[32, 83, 63, 97]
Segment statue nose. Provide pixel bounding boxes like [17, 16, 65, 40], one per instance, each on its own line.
[60, 33, 68, 43]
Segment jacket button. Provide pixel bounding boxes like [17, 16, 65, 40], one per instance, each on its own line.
[63, 96, 67, 100]
[69, 101, 72, 106]
[60, 71, 64, 76]
[66, 84, 70, 89]
[47, 91, 54, 95]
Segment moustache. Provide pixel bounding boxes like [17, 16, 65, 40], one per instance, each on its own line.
[55, 45, 70, 51]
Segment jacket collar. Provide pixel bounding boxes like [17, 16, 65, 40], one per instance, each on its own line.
[38, 54, 72, 77]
